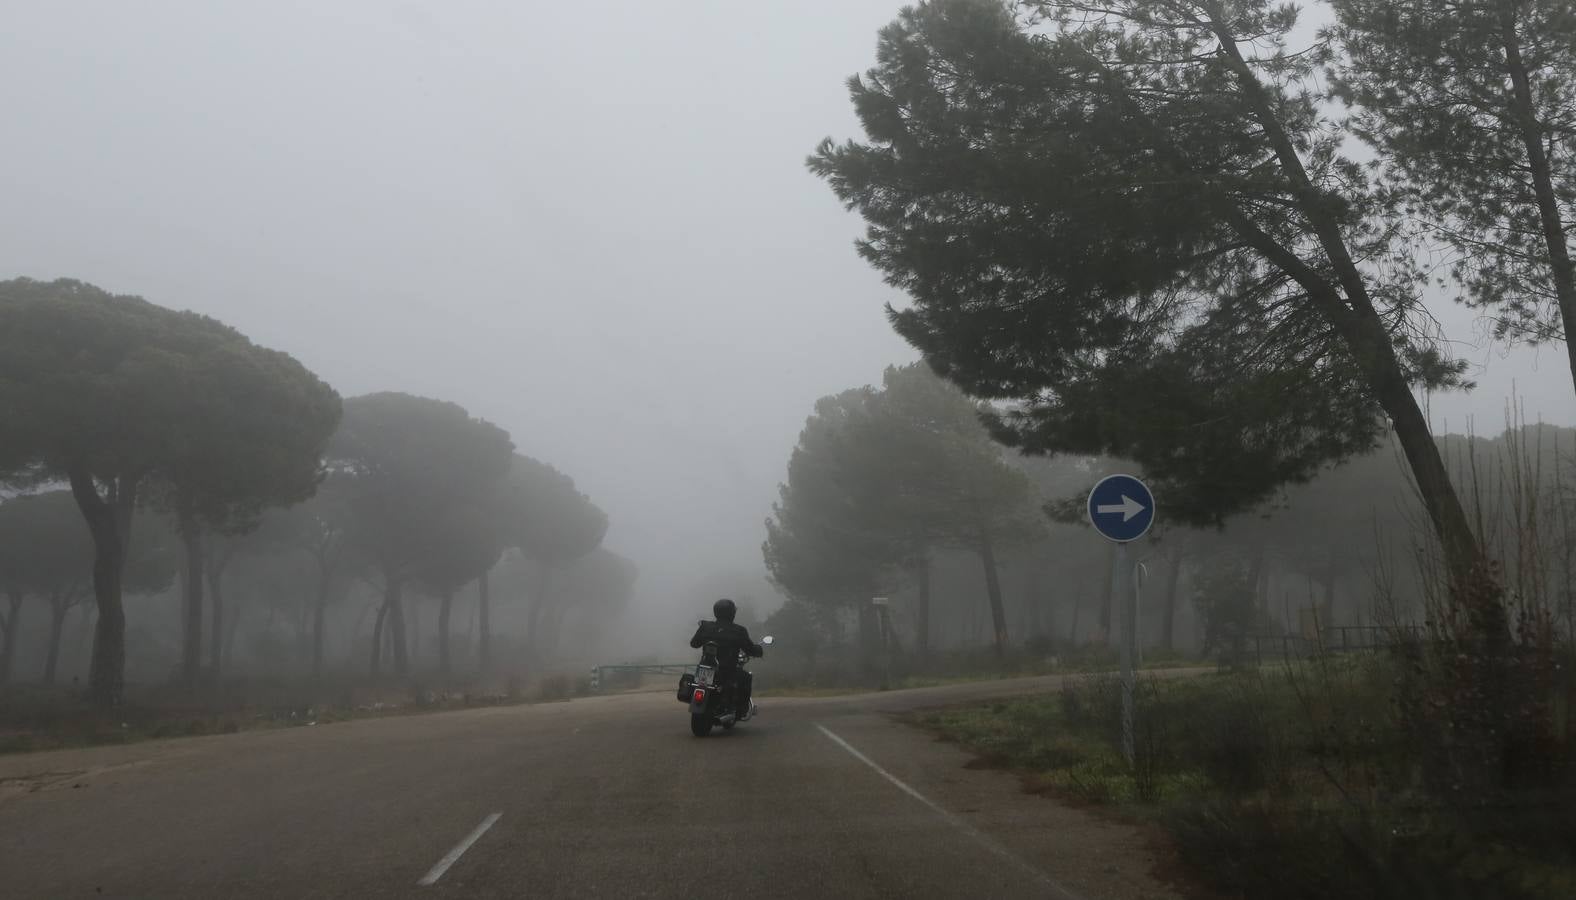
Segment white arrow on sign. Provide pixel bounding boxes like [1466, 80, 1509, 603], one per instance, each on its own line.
[1096, 495, 1146, 522]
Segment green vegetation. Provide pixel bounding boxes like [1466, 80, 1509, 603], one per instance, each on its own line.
[502, 455, 612, 674]
[0, 278, 341, 705]
[0, 672, 599, 755]
[0, 493, 175, 687]
[914, 657, 1576, 900]
[329, 392, 515, 679]
[0, 278, 635, 730]
[763, 363, 1044, 659]
[1328, 0, 1576, 375]
[809, 0, 1484, 579]
[781, 0, 1576, 712]
[793, 10, 1576, 889]
[761, 639, 1197, 694]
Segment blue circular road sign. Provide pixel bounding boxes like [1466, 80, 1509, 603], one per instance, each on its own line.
[1086, 474, 1155, 543]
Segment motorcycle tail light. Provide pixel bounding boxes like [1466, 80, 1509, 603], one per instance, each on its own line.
[693, 689, 706, 703]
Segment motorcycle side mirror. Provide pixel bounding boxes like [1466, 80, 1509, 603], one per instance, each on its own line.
[762, 635, 774, 645]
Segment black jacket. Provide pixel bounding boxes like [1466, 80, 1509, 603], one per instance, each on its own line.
[689, 620, 763, 667]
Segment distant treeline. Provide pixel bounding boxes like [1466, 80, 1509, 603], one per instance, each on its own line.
[0, 278, 635, 703]
[763, 365, 1576, 670]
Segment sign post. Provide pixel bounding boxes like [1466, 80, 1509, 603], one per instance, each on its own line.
[872, 596, 892, 689]
[1133, 562, 1148, 669]
[1086, 474, 1156, 766]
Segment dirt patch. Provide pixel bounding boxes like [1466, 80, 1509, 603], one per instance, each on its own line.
[0, 769, 87, 803]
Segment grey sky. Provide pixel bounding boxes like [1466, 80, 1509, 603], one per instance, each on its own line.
[2, 1, 1570, 644]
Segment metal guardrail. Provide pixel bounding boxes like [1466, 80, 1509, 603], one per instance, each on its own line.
[589, 663, 693, 691]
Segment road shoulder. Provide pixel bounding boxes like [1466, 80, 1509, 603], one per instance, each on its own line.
[811, 708, 1186, 900]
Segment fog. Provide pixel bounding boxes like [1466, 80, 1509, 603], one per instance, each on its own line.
[1, 0, 1569, 663]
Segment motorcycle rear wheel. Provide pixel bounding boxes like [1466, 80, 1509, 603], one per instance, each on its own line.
[689, 713, 713, 737]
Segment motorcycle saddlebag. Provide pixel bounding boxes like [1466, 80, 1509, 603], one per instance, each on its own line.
[676, 673, 695, 702]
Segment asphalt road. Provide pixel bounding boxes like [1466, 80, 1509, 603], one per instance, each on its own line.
[0, 675, 1189, 899]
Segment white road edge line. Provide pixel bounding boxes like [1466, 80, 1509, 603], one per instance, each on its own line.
[815, 723, 1086, 900]
[417, 812, 503, 886]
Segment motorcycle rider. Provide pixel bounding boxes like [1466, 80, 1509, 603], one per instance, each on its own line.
[689, 598, 763, 719]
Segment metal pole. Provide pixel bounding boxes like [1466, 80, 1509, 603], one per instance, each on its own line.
[872, 597, 892, 689]
[1132, 561, 1146, 668]
[882, 606, 892, 689]
[1116, 542, 1135, 765]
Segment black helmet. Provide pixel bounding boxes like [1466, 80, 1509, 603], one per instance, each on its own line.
[713, 598, 737, 623]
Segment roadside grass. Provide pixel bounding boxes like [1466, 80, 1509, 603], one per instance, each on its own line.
[0, 672, 596, 755]
[908, 657, 1576, 900]
[757, 684, 869, 698]
[762, 645, 1198, 697]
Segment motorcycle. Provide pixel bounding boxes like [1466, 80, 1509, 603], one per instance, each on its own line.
[676, 634, 773, 737]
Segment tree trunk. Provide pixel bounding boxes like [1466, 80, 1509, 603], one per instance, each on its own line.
[527, 563, 552, 665]
[1498, 2, 1576, 387]
[370, 601, 388, 677]
[438, 591, 454, 678]
[1069, 589, 1082, 644]
[386, 580, 409, 676]
[0, 590, 22, 686]
[383, 613, 394, 665]
[1559, 444, 1576, 642]
[177, 509, 205, 687]
[222, 587, 244, 670]
[68, 466, 135, 708]
[1098, 542, 1116, 644]
[466, 601, 477, 655]
[1247, 547, 1268, 627]
[350, 599, 371, 659]
[977, 529, 1009, 657]
[294, 586, 310, 665]
[914, 555, 931, 660]
[477, 569, 492, 675]
[1212, 22, 1489, 610]
[540, 604, 567, 663]
[1321, 566, 1338, 630]
[856, 602, 881, 664]
[72, 603, 95, 678]
[43, 594, 70, 686]
[207, 561, 224, 681]
[524, 595, 544, 667]
[311, 568, 330, 680]
[1024, 561, 1044, 637]
[409, 601, 422, 668]
[1161, 549, 1183, 653]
